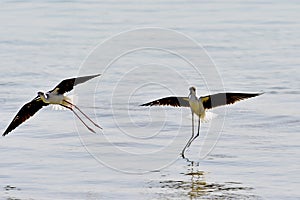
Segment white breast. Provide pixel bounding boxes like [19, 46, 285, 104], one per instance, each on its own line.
[46, 93, 65, 104]
[189, 96, 205, 118]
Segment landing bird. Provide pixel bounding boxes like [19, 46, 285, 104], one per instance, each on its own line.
[140, 87, 262, 158]
[2, 74, 101, 136]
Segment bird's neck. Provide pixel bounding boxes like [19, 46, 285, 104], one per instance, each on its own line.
[189, 92, 197, 100]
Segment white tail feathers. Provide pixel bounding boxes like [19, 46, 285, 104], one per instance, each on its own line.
[201, 111, 218, 123]
[186, 111, 218, 123]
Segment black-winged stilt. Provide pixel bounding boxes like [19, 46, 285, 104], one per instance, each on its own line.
[140, 87, 262, 158]
[3, 74, 101, 136]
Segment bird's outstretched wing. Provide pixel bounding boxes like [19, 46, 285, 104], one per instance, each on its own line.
[2, 97, 48, 136]
[140, 96, 190, 107]
[201, 92, 262, 110]
[50, 74, 101, 94]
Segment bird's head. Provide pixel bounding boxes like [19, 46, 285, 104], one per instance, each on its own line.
[37, 91, 44, 97]
[37, 91, 48, 102]
[37, 91, 46, 99]
[189, 87, 196, 96]
[37, 91, 49, 103]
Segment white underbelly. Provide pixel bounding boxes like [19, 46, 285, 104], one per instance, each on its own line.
[47, 94, 65, 104]
[189, 100, 205, 118]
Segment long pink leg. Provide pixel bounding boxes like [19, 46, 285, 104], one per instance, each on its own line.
[62, 105, 96, 133]
[188, 115, 201, 148]
[63, 100, 102, 129]
[181, 111, 195, 158]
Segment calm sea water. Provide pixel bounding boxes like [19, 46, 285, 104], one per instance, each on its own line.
[0, 1, 299, 200]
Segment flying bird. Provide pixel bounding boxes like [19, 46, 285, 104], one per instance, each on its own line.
[3, 74, 101, 136]
[140, 87, 262, 158]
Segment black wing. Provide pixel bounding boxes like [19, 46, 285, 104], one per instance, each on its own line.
[201, 92, 262, 110]
[49, 74, 101, 94]
[140, 96, 190, 107]
[2, 97, 48, 136]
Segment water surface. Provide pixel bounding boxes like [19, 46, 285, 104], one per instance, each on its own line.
[0, 1, 299, 199]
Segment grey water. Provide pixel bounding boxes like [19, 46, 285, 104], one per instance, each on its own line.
[0, 1, 299, 199]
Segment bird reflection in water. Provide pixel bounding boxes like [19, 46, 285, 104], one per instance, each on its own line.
[149, 161, 259, 199]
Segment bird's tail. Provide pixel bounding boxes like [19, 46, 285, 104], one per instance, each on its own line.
[201, 111, 218, 123]
[186, 111, 218, 123]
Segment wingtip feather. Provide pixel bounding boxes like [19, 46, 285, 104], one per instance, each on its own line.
[140, 103, 151, 106]
[2, 131, 9, 137]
